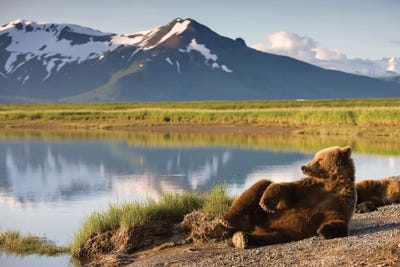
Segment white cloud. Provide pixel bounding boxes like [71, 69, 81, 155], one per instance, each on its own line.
[253, 31, 345, 62]
[264, 31, 318, 61]
[252, 32, 399, 77]
[314, 47, 347, 61]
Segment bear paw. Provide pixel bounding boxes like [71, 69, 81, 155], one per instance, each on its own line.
[219, 218, 235, 229]
[232, 231, 248, 249]
[259, 198, 276, 213]
[355, 201, 378, 213]
[318, 220, 348, 239]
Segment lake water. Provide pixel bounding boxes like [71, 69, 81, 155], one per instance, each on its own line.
[1, 130, 399, 266]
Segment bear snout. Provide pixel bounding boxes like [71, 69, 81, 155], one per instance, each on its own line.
[301, 165, 307, 172]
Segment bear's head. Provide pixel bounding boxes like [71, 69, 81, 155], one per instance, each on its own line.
[301, 146, 355, 179]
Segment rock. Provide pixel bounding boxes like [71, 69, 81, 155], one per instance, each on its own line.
[181, 210, 232, 243]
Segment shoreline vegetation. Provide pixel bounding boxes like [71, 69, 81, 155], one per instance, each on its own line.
[3, 187, 400, 266]
[0, 186, 233, 259]
[0, 230, 69, 256]
[0, 99, 399, 137]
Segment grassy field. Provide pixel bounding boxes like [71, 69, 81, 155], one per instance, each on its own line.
[0, 99, 400, 131]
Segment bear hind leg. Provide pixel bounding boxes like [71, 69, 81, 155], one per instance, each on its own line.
[317, 220, 348, 239]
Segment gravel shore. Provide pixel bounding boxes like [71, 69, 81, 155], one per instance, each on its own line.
[128, 204, 400, 267]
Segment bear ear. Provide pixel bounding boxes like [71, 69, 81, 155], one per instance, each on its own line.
[341, 146, 352, 158]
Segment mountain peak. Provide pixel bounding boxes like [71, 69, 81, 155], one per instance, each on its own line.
[1, 19, 37, 31]
[140, 17, 224, 51]
[0, 19, 113, 37]
[4, 19, 33, 25]
[140, 18, 192, 49]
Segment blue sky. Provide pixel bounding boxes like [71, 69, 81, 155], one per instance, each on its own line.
[1, 0, 399, 60]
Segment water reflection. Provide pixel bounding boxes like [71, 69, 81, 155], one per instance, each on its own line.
[0, 130, 399, 267]
[0, 139, 309, 204]
[0, 254, 72, 267]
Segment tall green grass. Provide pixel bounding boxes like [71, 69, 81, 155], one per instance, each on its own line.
[0, 230, 69, 256]
[1, 107, 399, 127]
[70, 185, 232, 255]
[1, 98, 400, 111]
[1, 99, 400, 128]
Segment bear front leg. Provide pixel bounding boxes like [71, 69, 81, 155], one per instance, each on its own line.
[355, 201, 378, 213]
[259, 183, 293, 213]
[221, 179, 272, 230]
[317, 220, 348, 239]
[231, 229, 290, 249]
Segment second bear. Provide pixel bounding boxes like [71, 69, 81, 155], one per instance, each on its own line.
[220, 146, 356, 249]
[355, 176, 400, 213]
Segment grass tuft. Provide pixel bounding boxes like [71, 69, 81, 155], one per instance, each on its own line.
[70, 185, 232, 255]
[201, 184, 233, 216]
[0, 230, 69, 256]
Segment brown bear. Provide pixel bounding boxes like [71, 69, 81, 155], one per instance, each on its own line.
[220, 146, 356, 249]
[355, 176, 400, 213]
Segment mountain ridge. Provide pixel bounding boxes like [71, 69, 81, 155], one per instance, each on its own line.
[0, 18, 399, 103]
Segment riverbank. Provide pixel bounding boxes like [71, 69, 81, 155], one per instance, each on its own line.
[2, 204, 400, 266]
[127, 204, 400, 267]
[0, 99, 400, 137]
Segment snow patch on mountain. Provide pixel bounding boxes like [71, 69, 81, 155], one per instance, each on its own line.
[142, 19, 191, 50]
[165, 57, 173, 65]
[159, 20, 191, 45]
[110, 34, 142, 46]
[63, 24, 112, 37]
[185, 39, 218, 61]
[22, 75, 29, 84]
[1, 19, 113, 37]
[221, 65, 233, 73]
[176, 60, 181, 74]
[0, 20, 144, 78]
[128, 48, 141, 61]
[179, 38, 233, 73]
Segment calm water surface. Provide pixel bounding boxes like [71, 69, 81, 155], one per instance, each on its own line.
[1, 131, 399, 267]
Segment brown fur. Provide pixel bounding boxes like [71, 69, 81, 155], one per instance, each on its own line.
[355, 176, 400, 212]
[221, 146, 356, 248]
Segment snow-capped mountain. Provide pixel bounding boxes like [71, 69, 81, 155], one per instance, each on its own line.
[0, 18, 399, 102]
[1, 20, 138, 79]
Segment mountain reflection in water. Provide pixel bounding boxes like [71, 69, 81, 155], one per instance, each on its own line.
[0, 140, 307, 204]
